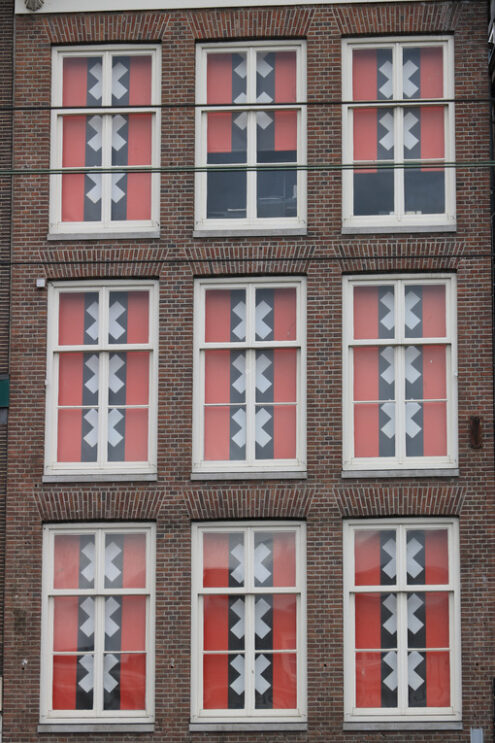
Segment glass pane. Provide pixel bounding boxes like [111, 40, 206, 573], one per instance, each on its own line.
[59, 353, 99, 407]
[407, 591, 449, 649]
[54, 534, 95, 589]
[53, 654, 94, 710]
[62, 116, 102, 222]
[353, 48, 393, 101]
[205, 351, 246, 405]
[256, 51, 296, 104]
[354, 170, 394, 216]
[203, 653, 245, 709]
[207, 171, 246, 220]
[59, 292, 99, 345]
[207, 52, 247, 105]
[204, 596, 245, 651]
[254, 531, 296, 587]
[112, 55, 152, 106]
[203, 531, 245, 588]
[353, 286, 395, 340]
[354, 347, 394, 401]
[57, 408, 98, 463]
[356, 651, 397, 708]
[107, 407, 148, 462]
[256, 349, 296, 403]
[406, 529, 449, 585]
[405, 168, 445, 215]
[255, 404, 296, 460]
[255, 652, 297, 709]
[103, 653, 146, 710]
[111, 114, 152, 222]
[255, 594, 297, 650]
[207, 112, 246, 164]
[354, 402, 395, 458]
[204, 405, 246, 461]
[205, 289, 246, 343]
[257, 110, 297, 162]
[408, 651, 450, 707]
[257, 170, 297, 218]
[402, 47, 443, 100]
[255, 287, 297, 341]
[108, 351, 149, 406]
[63, 56, 103, 106]
[405, 401, 447, 457]
[108, 291, 149, 344]
[105, 596, 146, 651]
[405, 346, 446, 400]
[354, 530, 396, 586]
[353, 106, 394, 217]
[104, 532, 147, 588]
[404, 285, 446, 338]
[54, 597, 95, 652]
[355, 593, 397, 650]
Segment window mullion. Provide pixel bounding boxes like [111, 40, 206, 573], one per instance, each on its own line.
[101, 115, 111, 229]
[246, 349, 255, 465]
[396, 283, 405, 463]
[245, 593, 255, 714]
[247, 111, 257, 223]
[99, 290, 109, 467]
[395, 107, 404, 220]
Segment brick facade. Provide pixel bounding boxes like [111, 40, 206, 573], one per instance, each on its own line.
[3, 1, 495, 741]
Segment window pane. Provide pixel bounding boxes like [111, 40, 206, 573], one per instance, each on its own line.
[408, 651, 450, 707]
[255, 594, 297, 650]
[356, 651, 397, 708]
[105, 596, 146, 651]
[354, 530, 396, 586]
[255, 404, 296, 460]
[353, 105, 394, 217]
[405, 345, 446, 400]
[53, 654, 94, 710]
[108, 291, 150, 344]
[111, 114, 152, 221]
[104, 532, 147, 588]
[256, 349, 296, 403]
[407, 591, 449, 649]
[57, 408, 98, 463]
[203, 653, 245, 709]
[62, 115, 102, 222]
[254, 531, 296, 587]
[353, 48, 393, 101]
[207, 53, 247, 105]
[207, 171, 246, 220]
[108, 351, 149, 406]
[204, 405, 246, 461]
[255, 287, 297, 341]
[54, 597, 95, 652]
[405, 168, 445, 215]
[404, 285, 446, 338]
[354, 402, 395, 458]
[257, 110, 297, 162]
[354, 347, 394, 402]
[205, 351, 246, 405]
[256, 51, 297, 104]
[204, 596, 245, 651]
[59, 353, 99, 407]
[402, 47, 443, 100]
[406, 529, 449, 585]
[353, 286, 395, 340]
[207, 112, 247, 164]
[112, 55, 152, 106]
[355, 593, 397, 650]
[107, 407, 148, 462]
[203, 531, 245, 588]
[54, 534, 95, 589]
[205, 289, 246, 343]
[59, 292, 99, 345]
[103, 653, 146, 710]
[257, 170, 297, 218]
[405, 401, 447, 457]
[255, 652, 297, 709]
[63, 56, 103, 107]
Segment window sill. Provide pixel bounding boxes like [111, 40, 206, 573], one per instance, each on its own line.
[343, 722, 462, 731]
[38, 723, 154, 733]
[43, 472, 158, 483]
[191, 470, 307, 481]
[190, 722, 307, 732]
[193, 227, 307, 238]
[342, 223, 456, 235]
[341, 468, 459, 478]
[47, 231, 160, 241]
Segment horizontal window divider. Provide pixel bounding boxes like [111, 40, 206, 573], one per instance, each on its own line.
[351, 339, 449, 345]
[351, 586, 453, 593]
[199, 587, 299, 595]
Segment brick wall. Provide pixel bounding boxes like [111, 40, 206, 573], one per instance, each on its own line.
[3, 1, 495, 741]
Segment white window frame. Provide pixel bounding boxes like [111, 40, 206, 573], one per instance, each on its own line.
[194, 41, 307, 235]
[343, 518, 461, 724]
[44, 280, 159, 480]
[40, 522, 156, 726]
[342, 274, 458, 473]
[192, 277, 307, 477]
[342, 37, 456, 233]
[191, 521, 307, 725]
[49, 45, 161, 237]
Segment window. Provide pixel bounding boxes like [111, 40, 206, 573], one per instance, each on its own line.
[342, 275, 457, 473]
[50, 46, 160, 236]
[342, 37, 455, 232]
[40, 523, 155, 727]
[343, 519, 461, 725]
[44, 281, 158, 480]
[192, 278, 306, 477]
[195, 42, 306, 234]
[191, 522, 306, 727]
